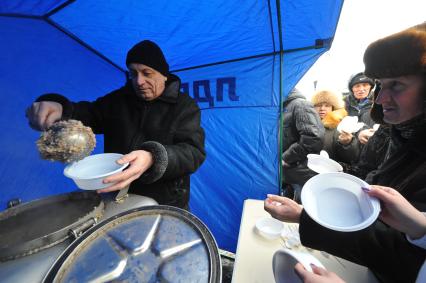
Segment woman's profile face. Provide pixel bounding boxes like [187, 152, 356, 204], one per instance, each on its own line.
[375, 75, 424, 125]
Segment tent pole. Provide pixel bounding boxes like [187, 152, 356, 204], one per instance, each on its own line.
[276, 0, 284, 196]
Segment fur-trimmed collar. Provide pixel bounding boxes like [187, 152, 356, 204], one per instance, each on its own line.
[322, 108, 348, 129]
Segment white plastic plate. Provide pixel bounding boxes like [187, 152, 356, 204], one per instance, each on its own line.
[301, 172, 380, 232]
[307, 154, 343, 174]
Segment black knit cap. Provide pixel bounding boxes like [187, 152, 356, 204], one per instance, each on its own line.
[348, 72, 375, 91]
[126, 40, 169, 76]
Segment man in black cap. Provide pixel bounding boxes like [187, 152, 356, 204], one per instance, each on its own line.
[26, 40, 206, 209]
[345, 72, 375, 118]
[344, 72, 377, 145]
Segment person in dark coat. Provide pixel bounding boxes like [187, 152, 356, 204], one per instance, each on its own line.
[344, 72, 375, 124]
[344, 72, 378, 145]
[26, 40, 206, 209]
[282, 88, 324, 202]
[265, 22, 426, 283]
[341, 124, 390, 179]
[342, 85, 391, 179]
[293, 186, 426, 283]
[311, 89, 360, 164]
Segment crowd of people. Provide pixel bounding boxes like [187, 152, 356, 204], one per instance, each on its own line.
[25, 17, 426, 283]
[282, 71, 386, 199]
[281, 68, 383, 202]
[268, 22, 426, 282]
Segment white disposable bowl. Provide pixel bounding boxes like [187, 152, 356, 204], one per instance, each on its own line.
[307, 154, 343, 174]
[255, 217, 284, 240]
[337, 116, 365, 133]
[273, 249, 325, 283]
[301, 172, 380, 232]
[64, 153, 128, 190]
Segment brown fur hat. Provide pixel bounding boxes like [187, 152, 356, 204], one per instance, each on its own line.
[366, 22, 426, 124]
[364, 22, 426, 79]
[311, 89, 344, 110]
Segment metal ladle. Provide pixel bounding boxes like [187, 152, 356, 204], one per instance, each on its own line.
[37, 121, 128, 202]
[36, 120, 96, 163]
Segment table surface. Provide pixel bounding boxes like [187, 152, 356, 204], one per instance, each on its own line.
[231, 199, 379, 283]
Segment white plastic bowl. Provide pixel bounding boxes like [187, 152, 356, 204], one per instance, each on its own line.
[255, 217, 284, 240]
[301, 172, 380, 232]
[307, 154, 343, 174]
[337, 116, 365, 133]
[273, 249, 325, 283]
[64, 153, 129, 190]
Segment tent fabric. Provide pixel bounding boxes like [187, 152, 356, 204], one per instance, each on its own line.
[0, 0, 343, 252]
[0, 1, 68, 16]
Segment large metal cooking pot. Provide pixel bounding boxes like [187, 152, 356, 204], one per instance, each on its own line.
[44, 205, 222, 283]
[0, 191, 157, 282]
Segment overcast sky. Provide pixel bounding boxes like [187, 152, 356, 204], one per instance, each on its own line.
[296, 0, 425, 98]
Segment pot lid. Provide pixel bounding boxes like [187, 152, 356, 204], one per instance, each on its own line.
[0, 191, 104, 261]
[44, 205, 221, 283]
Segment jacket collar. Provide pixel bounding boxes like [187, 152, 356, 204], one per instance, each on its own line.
[347, 90, 374, 109]
[322, 108, 347, 129]
[157, 74, 181, 103]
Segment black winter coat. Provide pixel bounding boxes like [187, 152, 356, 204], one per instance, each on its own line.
[343, 125, 390, 179]
[321, 108, 360, 164]
[300, 128, 426, 283]
[37, 74, 205, 208]
[282, 90, 324, 185]
[300, 211, 425, 283]
[343, 92, 375, 128]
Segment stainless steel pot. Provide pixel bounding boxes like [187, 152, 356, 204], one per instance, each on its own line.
[0, 191, 157, 283]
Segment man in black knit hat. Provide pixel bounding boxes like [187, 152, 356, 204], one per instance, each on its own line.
[344, 72, 377, 145]
[26, 40, 206, 209]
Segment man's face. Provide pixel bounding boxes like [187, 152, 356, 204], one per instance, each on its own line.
[314, 102, 333, 119]
[128, 63, 167, 101]
[375, 75, 424, 125]
[352, 83, 372, 100]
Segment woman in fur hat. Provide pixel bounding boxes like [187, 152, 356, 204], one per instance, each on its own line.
[265, 23, 426, 283]
[311, 89, 360, 164]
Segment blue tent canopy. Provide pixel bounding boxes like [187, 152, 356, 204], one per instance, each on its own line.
[0, 0, 343, 252]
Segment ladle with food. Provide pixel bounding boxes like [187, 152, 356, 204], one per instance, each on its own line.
[36, 119, 96, 163]
[37, 120, 128, 200]
[26, 101, 131, 200]
[34, 119, 130, 200]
